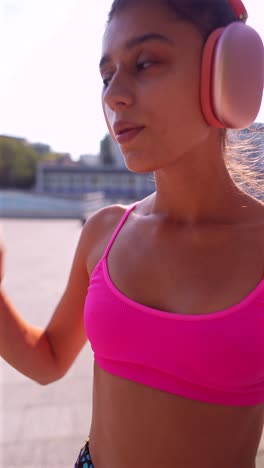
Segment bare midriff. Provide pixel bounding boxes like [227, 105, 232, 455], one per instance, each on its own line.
[88, 363, 264, 468]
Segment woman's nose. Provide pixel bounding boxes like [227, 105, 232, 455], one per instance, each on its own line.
[103, 72, 134, 111]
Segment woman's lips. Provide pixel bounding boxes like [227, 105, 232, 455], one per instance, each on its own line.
[115, 127, 145, 144]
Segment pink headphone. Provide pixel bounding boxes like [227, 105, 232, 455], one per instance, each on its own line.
[200, 0, 264, 129]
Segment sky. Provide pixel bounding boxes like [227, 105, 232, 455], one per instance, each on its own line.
[0, 0, 264, 160]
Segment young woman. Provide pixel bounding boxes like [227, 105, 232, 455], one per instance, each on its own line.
[1, 1, 264, 467]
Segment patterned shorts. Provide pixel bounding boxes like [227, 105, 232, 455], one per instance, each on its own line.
[74, 438, 94, 468]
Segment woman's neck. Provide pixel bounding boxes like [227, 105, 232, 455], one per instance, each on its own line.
[152, 147, 248, 226]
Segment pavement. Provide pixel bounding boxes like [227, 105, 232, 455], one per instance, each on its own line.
[0, 218, 264, 467]
[0, 219, 93, 467]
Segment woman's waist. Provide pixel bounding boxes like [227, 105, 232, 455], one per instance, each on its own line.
[89, 365, 263, 467]
[88, 426, 258, 468]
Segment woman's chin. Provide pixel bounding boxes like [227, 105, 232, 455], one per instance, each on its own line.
[122, 152, 155, 174]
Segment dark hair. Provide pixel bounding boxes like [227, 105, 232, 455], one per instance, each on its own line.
[108, 0, 238, 39]
[107, 0, 264, 200]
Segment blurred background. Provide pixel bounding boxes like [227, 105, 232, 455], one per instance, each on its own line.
[0, 1, 264, 467]
[0, 0, 157, 221]
[0, 0, 263, 219]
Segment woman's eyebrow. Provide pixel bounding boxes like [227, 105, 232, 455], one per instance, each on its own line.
[99, 33, 174, 70]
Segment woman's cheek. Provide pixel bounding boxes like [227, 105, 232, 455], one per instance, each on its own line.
[102, 101, 117, 142]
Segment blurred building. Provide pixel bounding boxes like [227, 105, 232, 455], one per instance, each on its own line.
[35, 133, 155, 200]
[99, 134, 126, 167]
[35, 162, 155, 200]
[108, 137, 126, 168]
[79, 154, 100, 166]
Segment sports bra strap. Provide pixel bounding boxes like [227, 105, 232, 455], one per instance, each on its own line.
[103, 202, 138, 259]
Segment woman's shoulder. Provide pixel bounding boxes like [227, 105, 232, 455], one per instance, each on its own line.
[246, 195, 264, 228]
[256, 199, 264, 250]
[252, 197, 264, 273]
[81, 202, 132, 275]
[241, 195, 264, 262]
[84, 204, 131, 236]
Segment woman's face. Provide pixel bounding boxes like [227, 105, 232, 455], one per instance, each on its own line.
[100, 0, 212, 173]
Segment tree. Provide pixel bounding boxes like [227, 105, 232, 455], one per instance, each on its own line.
[0, 136, 74, 189]
[0, 137, 39, 189]
[31, 143, 51, 157]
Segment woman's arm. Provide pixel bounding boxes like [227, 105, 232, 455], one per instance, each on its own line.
[0, 204, 126, 385]
[0, 218, 91, 385]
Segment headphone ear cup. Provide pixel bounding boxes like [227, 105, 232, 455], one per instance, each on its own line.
[200, 22, 264, 129]
[200, 28, 225, 128]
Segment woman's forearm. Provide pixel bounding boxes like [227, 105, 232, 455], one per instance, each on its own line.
[0, 287, 60, 385]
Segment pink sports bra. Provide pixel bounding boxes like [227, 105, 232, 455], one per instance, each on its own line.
[84, 203, 264, 406]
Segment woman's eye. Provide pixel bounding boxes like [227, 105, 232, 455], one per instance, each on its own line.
[102, 77, 111, 88]
[137, 61, 154, 71]
[102, 60, 157, 88]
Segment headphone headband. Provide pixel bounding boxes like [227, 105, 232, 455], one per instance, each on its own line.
[228, 0, 248, 22]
